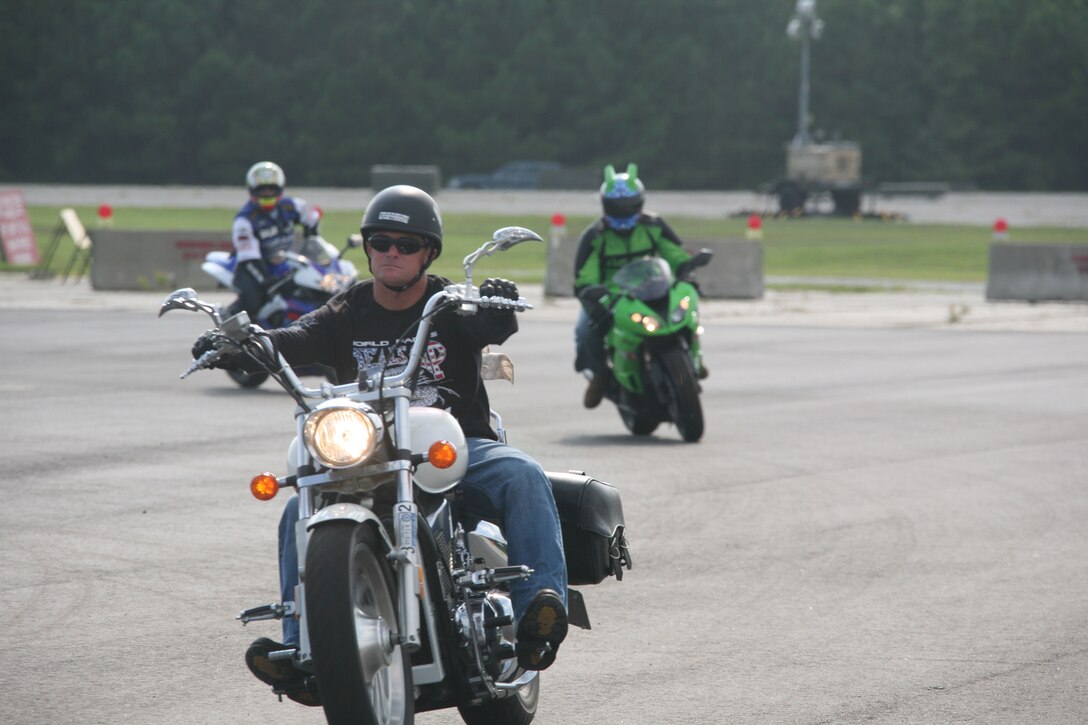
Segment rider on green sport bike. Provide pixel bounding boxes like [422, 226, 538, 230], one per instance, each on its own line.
[573, 163, 710, 442]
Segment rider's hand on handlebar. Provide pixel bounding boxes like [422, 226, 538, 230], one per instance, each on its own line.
[191, 330, 221, 359]
[576, 288, 613, 331]
[586, 303, 613, 332]
[480, 277, 518, 301]
[191, 330, 242, 370]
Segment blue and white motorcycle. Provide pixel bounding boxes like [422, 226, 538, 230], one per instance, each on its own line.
[202, 235, 361, 388]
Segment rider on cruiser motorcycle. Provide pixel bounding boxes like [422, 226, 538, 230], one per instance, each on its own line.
[573, 163, 694, 408]
[230, 161, 324, 317]
[198, 185, 569, 703]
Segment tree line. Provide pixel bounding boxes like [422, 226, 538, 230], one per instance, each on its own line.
[2, 0, 1085, 190]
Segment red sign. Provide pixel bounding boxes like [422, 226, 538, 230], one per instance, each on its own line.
[1072, 254, 1088, 275]
[0, 190, 39, 265]
[174, 238, 232, 261]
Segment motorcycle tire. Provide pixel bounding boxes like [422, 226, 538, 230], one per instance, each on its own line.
[306, 521, 414, 725]
[619, 406, 659, 436]
[658, 346, 705, 443]
[456, 676, 539, 725]
[226, 369, 269, 389]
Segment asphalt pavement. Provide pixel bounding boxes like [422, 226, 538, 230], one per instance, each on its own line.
[1, 272, 1087, 724]
[1, 186, 1086, 723]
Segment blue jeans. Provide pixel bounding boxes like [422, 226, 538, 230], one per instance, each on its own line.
[574, 308, 607, 376]
[278, 437, 567, 645]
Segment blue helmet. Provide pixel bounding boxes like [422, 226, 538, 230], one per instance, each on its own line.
[600, 163, 645, 231]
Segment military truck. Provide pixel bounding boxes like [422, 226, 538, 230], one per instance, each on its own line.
[773, 140, 863, 216]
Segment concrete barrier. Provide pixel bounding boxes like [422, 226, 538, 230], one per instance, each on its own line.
[545, 234, 763, 299]
[544, 226, 579, 297]
[986, 242, 1088, 302]
[90, 230, 232, 291]
[687, 238, 764, 299]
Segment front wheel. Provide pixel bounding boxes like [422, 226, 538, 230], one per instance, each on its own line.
[457, 676, 539, 725]
[619, 406, 659, 436]
[658, 346, 705, 442]
[306, 522, 414, 725]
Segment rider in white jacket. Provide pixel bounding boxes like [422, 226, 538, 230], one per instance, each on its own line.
[230, 161, 322, 317]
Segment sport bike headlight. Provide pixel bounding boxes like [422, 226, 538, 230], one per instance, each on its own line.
[303, 404, 383, 469]
[628, 312, 661, 332]
[320, 273, 351, 294]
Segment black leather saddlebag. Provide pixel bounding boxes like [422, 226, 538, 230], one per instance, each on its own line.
[547, 471, 632, 586]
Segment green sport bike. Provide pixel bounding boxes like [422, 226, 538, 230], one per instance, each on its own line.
[579, 250, 712, 443]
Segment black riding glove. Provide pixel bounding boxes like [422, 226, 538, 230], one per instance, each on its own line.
[191, 330, 220, 359]
[585, 301, 613, 332]
[480, 277, 519, 301]
[302, 223, 320, 238]
[191, 330, 242, 370]
[577, 286, 613, 332]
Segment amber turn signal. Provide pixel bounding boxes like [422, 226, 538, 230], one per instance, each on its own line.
[250, 472, 280, 501]
[427, 440, 458, 470]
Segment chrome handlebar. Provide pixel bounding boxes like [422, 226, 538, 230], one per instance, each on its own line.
[162, 225, 543, 404]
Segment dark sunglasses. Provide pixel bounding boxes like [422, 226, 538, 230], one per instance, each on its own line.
[366, 234, 428, 255]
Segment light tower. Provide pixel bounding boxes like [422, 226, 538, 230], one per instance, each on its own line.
[786, 0, 824, 148]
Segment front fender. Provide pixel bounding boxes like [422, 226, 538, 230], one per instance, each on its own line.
[308, 502, 381, 529]
[307, 502, 385, 536]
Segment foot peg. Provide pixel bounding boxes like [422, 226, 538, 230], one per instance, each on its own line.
[459, 565, 532, 590]
[237, 601, 295, 624]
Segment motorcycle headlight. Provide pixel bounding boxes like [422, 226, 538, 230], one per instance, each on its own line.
[318, 273, 344, 293]
[641, 315, 661, 333]
[303, 404, 383, 469]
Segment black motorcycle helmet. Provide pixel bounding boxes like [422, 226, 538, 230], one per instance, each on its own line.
[360, 185, 444, 291]
[360, 185, 443, 257]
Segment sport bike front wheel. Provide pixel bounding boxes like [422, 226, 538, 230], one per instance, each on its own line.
[619, 405, 659, 436]
[306, 522, 413, 725]
[657, 346, 704, 442]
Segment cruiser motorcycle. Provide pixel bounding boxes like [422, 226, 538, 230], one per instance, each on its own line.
[161, 226, 631, 725]
[202, 234, 361, 388]
[579, 250, 712, 442]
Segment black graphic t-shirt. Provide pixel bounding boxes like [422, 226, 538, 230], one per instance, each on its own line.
[267, 277, 517, 440]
